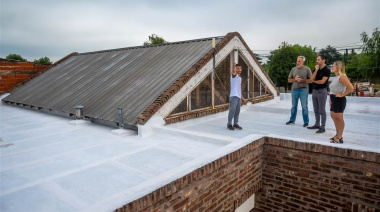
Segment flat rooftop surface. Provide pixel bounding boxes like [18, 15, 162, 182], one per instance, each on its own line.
[1, 93, 379, 212]
[172, 94, 380, 153]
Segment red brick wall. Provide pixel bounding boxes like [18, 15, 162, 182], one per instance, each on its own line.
[0, 61, 48, 93]
[114, 137, 380, 212]
[165, 95, 274, 125]
[254, 138, 380, 212]
[115, 138, 265, 212]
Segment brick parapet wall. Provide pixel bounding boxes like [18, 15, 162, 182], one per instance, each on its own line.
[165, 95, 274, 125]
[0, 62, 48, 93]
[253, 138, 380, 212]
[114, 137, 380, 212]
[265, 137, 379, 163]
[115, 138, 265, 212]
[165, 105, 230, 125]
[1, 52, 77, 95]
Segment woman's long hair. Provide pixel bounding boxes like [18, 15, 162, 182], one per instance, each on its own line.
[334, 61, 346, 76]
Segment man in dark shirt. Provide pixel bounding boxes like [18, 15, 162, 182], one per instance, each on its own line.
[307, 54, 331, 133]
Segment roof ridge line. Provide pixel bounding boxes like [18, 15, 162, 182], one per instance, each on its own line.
[78, 36, 225, 55]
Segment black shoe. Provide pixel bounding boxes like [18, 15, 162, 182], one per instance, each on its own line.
[233, 124, 242, 130]
[303, 123, 308, 127]
[307, 125, 320, 129]
[227, 125, 235, 130]
[330, 137, 343, 144]
[316, 127, 325, 133]
[286, 121, 295, 125]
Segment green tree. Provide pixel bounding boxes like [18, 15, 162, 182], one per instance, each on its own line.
[268, 42, 299, 92]
[253, 53, 263, 63]
[360, 27, 380, 82]
[6, 53, 27, 62]
[268, 42, 317, 92]
[346, 53, 372, 81]
[143, 34, 167, 46]
[293, 44, 317, 68]
[345, 52, 360, 80]
[34, 57, 53, 65]
[319, 45, 342, 65]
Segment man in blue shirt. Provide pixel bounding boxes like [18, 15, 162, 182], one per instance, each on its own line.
[227, 63, 247, 130]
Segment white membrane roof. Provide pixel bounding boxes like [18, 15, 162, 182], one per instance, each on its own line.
[1, 93, 379, 212]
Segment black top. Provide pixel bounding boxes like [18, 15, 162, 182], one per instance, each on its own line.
[312, 65, 331, 90]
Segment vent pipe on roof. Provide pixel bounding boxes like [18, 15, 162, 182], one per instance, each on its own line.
[75, 105, 84, 119]
[118, 108, 124, 128]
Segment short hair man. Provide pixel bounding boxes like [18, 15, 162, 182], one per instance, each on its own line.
[286, 56, 312, 127]
[227, 63, 246, 130]
[307, 54, 331, 133]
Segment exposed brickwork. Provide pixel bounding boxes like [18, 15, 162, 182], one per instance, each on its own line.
[253, 138, 380, 212]
[137, 32, 279, 126]
[165, 105, 230, 124]
[251, 95, 274, 104]
[164, 95, 274, 125]
[114, 137, 380, 212]
[115, 138, 265, 212]
[0, 61, 47, 94]
[1, 52, 77, 95]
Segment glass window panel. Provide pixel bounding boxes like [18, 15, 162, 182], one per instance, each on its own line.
[265, 85, 273, 96]
[190, 73, 212, 110]
[254, 74, 260, 97]
[170, 97, 187, 115]
[253, 73, 272, 97]
[250, 69, 254, 99]
[260, 82, 265, 96]
[238, 55, 249, 99]
[214, 54, 231, 106]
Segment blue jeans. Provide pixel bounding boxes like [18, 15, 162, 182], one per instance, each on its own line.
[227, 96, 241, 126]
[290, 88, 309, 124]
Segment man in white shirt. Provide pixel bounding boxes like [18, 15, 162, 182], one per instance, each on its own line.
[227, 63, 246, 130]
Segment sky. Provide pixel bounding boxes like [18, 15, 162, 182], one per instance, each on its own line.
[1, 0, 379, 63]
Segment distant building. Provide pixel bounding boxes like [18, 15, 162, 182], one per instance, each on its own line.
[0, 58, 48, 95]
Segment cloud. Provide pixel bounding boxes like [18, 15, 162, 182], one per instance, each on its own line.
[0, 0, 378, 62]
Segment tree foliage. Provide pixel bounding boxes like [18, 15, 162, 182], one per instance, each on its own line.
[293, 44, 317, 68]
[361, 27, 380, 59]
[267, 42, 317, 92]
[6, 54, 27, 62]
[144, 34, 167, 46]
[346, 53, 373, 80]
[318, 45, 342, 65]
[266, 27, 380, 87]
[34, 57, 53, 65]
[253, 53, 262, 63]
[360, 27, 380, 82]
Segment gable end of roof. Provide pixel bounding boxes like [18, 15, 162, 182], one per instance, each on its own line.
[136, 32, 279, 125]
